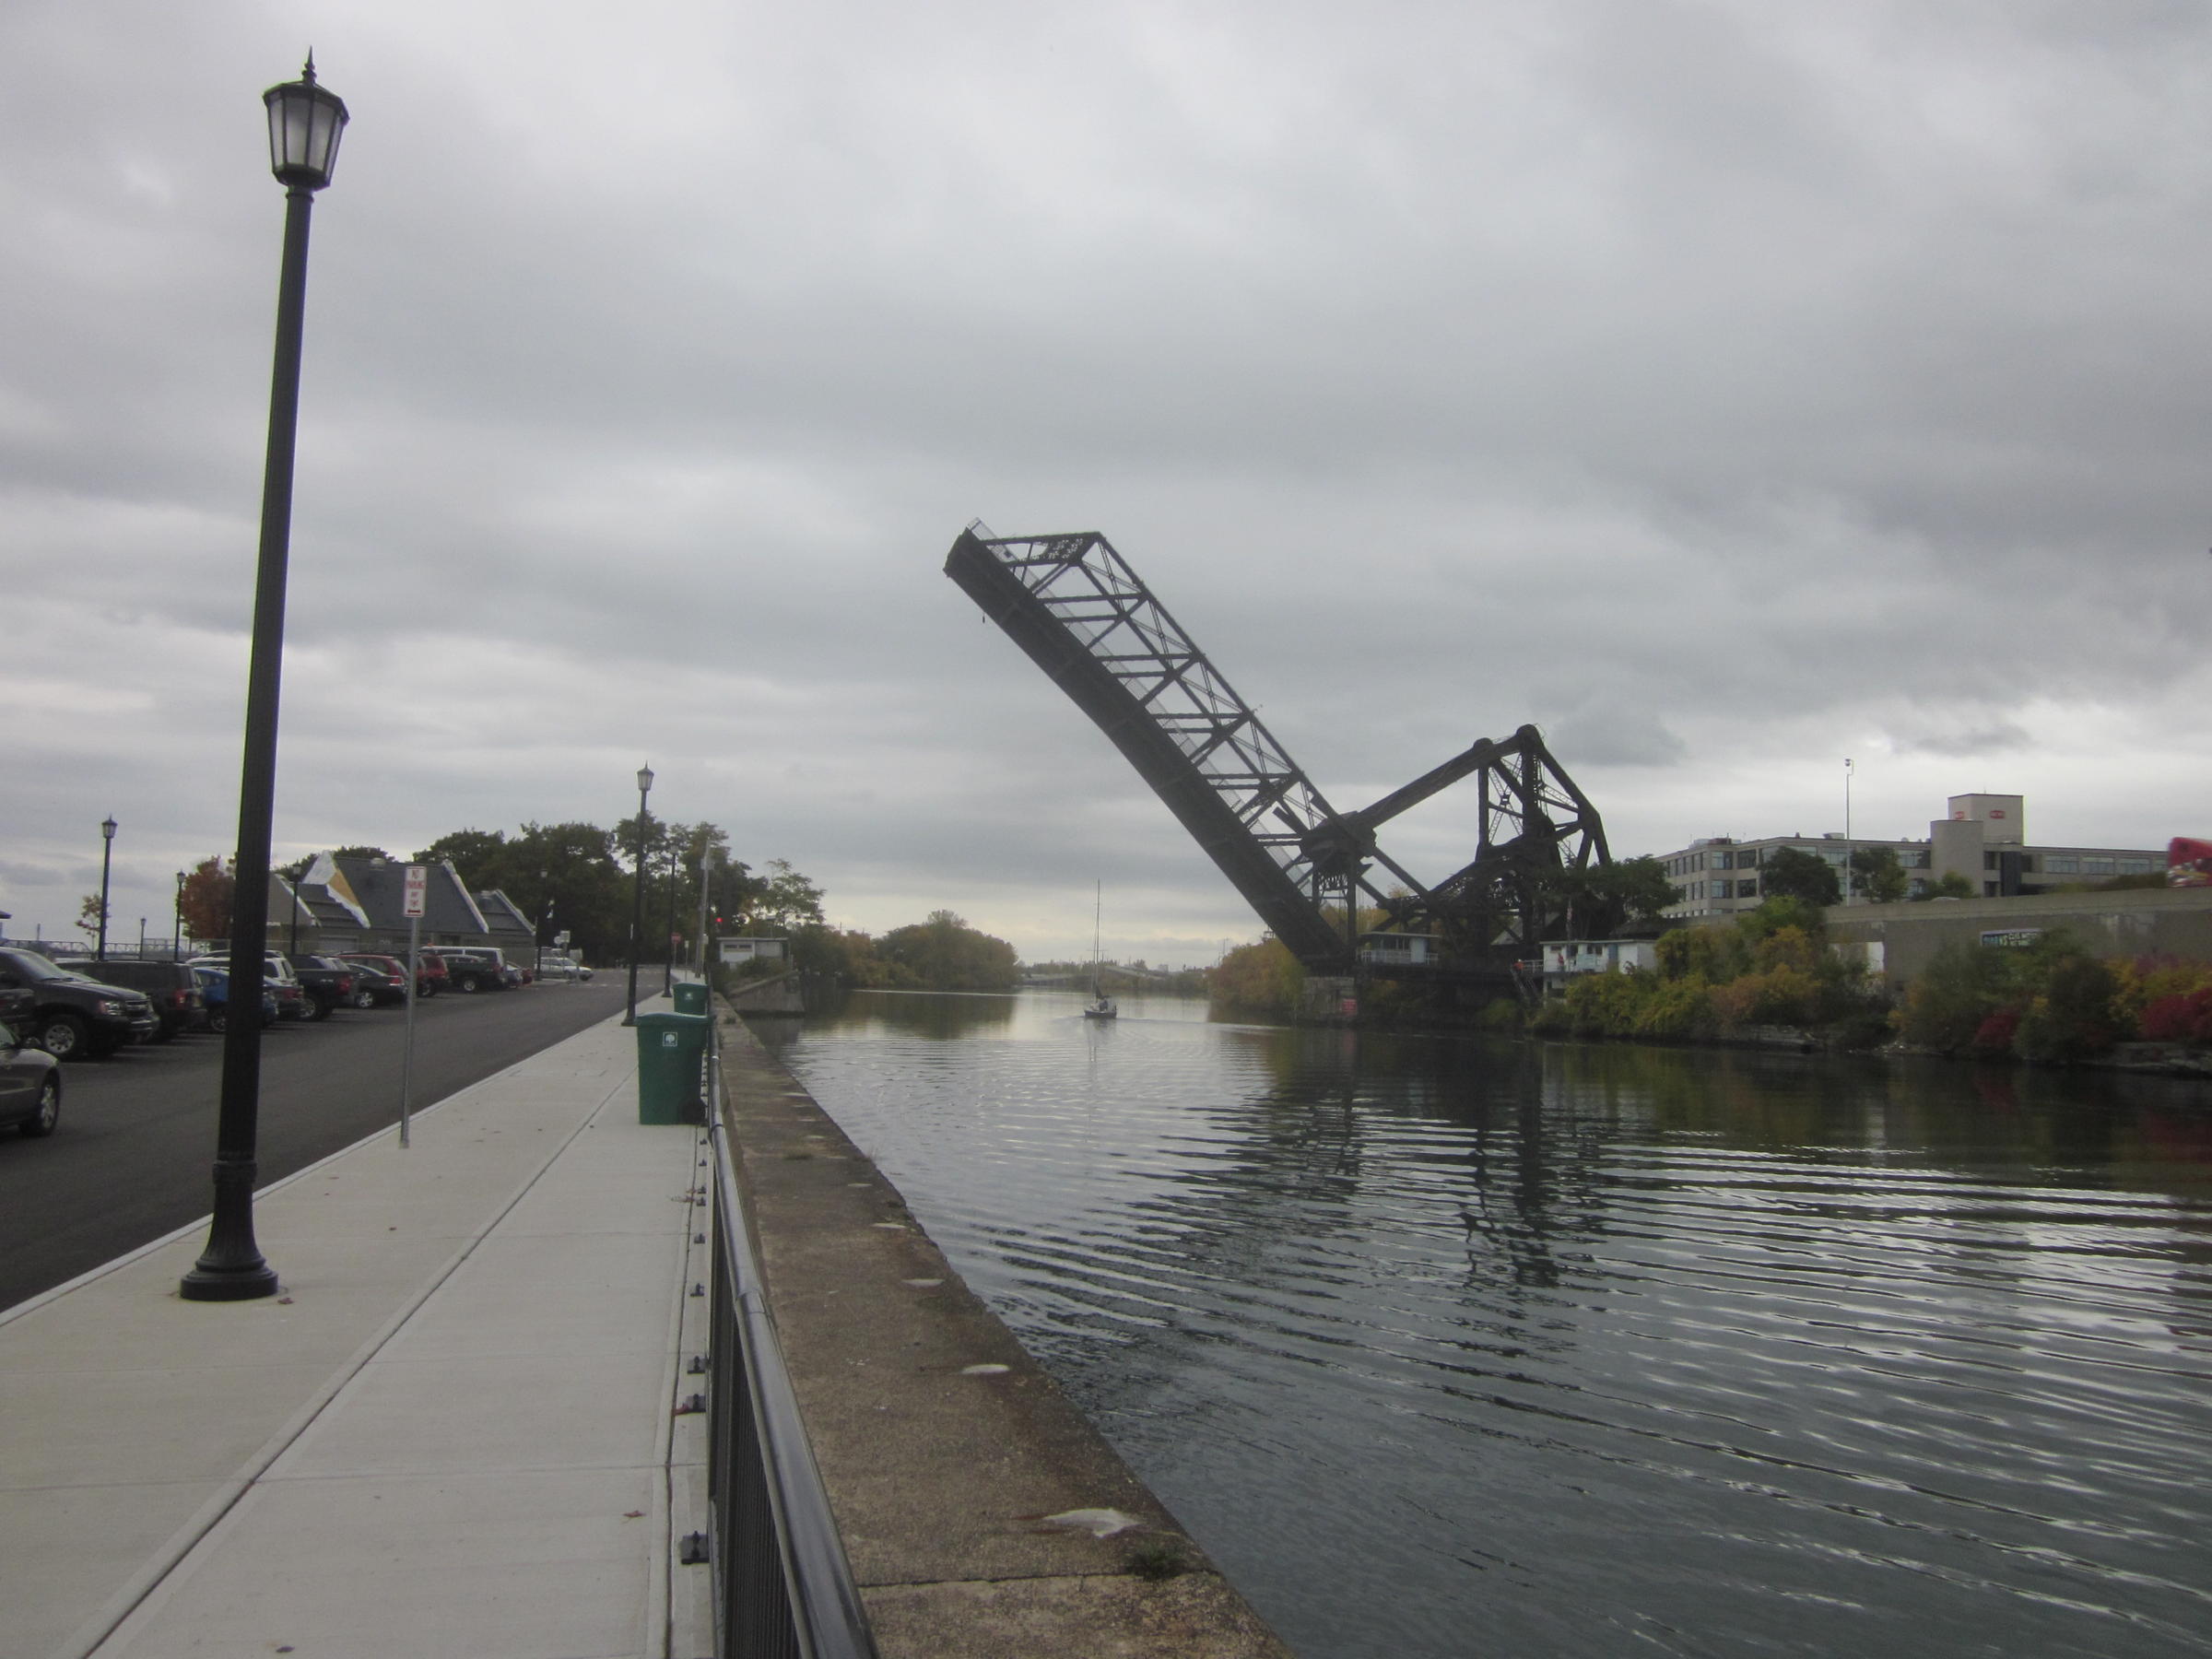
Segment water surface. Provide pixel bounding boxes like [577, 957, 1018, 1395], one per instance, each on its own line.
[761, 990, 2212, 1657]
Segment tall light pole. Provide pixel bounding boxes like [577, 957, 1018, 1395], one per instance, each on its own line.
[624, 765, 653, 1025]
[182, 58, 348, 1304]
[96, 817, 117, 960]
[173, 870, 187, 959]
[663, 841, 680, 994]
[1843, 757, 1855, 905]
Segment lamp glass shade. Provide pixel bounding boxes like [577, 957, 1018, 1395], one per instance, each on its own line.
[102, 817, 118, 841]
[264, 65, 349, 189]
[637, 766, 655, 795]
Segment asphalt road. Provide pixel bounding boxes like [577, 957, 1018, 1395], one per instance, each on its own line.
[0, 973, 642, 1312]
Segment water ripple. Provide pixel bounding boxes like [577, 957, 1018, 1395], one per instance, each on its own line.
[767, 993, 2212, 1658]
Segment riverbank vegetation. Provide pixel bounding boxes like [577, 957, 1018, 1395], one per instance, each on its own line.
[1530, 897, 1890, 1046]
[1893, 936, 2212, 1063]
[788, 910, 1019, 992]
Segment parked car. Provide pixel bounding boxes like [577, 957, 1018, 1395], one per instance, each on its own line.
[535, 954, 592, 982]
[409, 949, 460, 997]
[188, 952, 309, 1021]
[0, 977, 33, 1040]
[0, 1031, 61, 1138]
[68, 959, 205, 1041]
[339, 952, 432, 999]
[0, 947, 159, 1058]
[275, 953, 359, 1021]
[433, 947, 512, 994]
[191, 967, 279, 1032]
[341, 959, 409, 1006]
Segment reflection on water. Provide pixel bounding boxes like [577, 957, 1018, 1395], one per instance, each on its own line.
[763, 990, 2212, 1659]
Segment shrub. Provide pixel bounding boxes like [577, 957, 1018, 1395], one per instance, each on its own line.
[2136, 990, 2212, 1041]
[1971, 1006, 2021, 1054]
[2013, 953, 2120, 1065]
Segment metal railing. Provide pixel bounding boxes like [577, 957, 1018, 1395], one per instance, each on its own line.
[700, 1012, 879, 1659]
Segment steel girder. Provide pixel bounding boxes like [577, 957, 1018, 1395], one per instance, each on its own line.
[943, 527, 1608, 971]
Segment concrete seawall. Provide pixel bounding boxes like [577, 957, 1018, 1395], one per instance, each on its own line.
[717, 1013, 1296, 1658]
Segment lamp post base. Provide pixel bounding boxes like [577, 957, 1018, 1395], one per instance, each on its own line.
[180, 1155, 279, 1301]
[179, 1259, 281, 1301]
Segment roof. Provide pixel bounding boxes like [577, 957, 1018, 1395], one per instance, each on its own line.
[319, 857, 491, 936]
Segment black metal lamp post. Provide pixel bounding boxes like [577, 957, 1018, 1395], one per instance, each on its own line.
[182, 57, 348, 1304]
[173, 870, 187, 959]
[96, 817, 117, 960]
[623, 765, 653, 1025]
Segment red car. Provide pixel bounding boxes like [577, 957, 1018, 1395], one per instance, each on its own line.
[347, 950, 446, 997]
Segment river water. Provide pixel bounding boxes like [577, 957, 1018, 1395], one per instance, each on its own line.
[756, 989, 2212, 1658]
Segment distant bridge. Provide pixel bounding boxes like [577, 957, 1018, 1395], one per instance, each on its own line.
[1020, 964, 1181, 989]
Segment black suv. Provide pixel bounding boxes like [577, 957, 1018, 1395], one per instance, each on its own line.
[436, 948, 512, 994]
[0, 947, 159, 1058]
[69, 959, 206, 1041]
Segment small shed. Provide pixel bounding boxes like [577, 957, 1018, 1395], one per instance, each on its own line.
[717, 936, 788, 967]
[1358, 932, 1440, 967]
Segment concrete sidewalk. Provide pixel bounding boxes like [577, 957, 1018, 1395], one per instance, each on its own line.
[0, 1013, 710, 1659]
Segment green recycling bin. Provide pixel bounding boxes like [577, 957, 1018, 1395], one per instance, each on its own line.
[672, 981, 710, 1017]
[634, 1008, 710, 1124]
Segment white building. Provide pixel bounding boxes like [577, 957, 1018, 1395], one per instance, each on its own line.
[1539, 938, 1657, 993]
[716, 936, 788, 967]
[1653, 794, 2166, 921]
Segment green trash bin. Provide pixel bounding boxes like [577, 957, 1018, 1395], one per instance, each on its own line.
[634, 1008, 710, 1124]
[672, 981, 709, 1017]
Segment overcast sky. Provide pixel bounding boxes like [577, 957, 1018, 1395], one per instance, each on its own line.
[5, 0, 2208, 966]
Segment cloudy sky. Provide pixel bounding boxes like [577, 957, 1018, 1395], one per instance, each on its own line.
[5, 0, 2208, 967]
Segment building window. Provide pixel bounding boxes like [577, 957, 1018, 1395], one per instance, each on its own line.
[2120, 858, 2151, 876]
[1984, 881, 1999, 897]
[2083, 857, 2114, 876]
[2046, 855, 2078, 875]
[1983, 853, 1998, 870]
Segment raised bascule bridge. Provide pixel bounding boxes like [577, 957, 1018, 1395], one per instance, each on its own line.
[944, 525, 1611, 988]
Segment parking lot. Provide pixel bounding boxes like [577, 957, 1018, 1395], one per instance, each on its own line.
[0, 971, 638, 1312]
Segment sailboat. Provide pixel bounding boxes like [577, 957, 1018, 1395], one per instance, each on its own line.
[1083, 882, 1117, 1020]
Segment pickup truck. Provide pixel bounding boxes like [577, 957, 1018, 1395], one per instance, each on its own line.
[0, 947, 159, 1058]
[276, 953, 360, 1021]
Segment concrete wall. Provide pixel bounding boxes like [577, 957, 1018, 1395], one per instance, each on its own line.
[1823, 887, 2212, 986]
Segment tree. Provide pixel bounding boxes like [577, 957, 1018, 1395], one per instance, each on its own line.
[1209, 936, 1305, 1021]
[1849, 845, 1909, 904]
[75, 893, 108, 943]
[877, 911, 1018, 991]
[750, 860, 826, 934]
[1557, 856, 1678, 933]
[178, 856, 235, 943]
[1760, 846, 1841, 906]
[413, 829, 510, 889]
[501, 821, 627, 965]
[330, 844, 393, 864]
[1912, 872, 1975, 901]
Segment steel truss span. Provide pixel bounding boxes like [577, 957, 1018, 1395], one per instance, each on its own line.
[943, 526, 1609, 974]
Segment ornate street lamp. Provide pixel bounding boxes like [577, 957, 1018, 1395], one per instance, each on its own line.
[624, 765, 653, 1025]
[173, 870, 187, 959]
[182, 57, 349, 1304]
[96, 817, 117, 961]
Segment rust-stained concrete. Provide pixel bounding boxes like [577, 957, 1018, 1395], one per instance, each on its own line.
[719, 1013, 1298, 1658]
